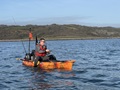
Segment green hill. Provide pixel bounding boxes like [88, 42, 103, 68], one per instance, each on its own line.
[0, 24, 120, 40]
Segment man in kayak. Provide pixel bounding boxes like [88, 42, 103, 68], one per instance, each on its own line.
[34, 38, 56, 66]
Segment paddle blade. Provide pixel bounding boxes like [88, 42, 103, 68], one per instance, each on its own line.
[16, 58, 23, 61]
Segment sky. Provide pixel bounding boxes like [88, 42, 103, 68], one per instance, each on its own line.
[0, 0, 120, 27]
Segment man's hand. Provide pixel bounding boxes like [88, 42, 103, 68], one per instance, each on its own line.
[46, 49, 50, 53]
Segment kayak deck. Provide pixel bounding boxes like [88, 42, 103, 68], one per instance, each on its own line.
[22, 60, 75, 70]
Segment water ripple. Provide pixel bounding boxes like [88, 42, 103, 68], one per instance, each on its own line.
[1, 39, 120, 90]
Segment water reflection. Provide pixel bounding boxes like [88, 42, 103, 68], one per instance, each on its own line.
[25, 67, 75, 90]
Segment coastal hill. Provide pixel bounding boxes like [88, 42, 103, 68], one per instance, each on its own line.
[0, 24, 120, 40]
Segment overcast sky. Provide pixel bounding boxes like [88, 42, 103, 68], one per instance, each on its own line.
[0, 0, 120, 27]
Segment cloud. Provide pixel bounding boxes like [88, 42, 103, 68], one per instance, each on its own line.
[17, 16, 92, 25]
[1, 16, 120, 27]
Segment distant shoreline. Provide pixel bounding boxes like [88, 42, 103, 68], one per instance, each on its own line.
[0, 37, 120, 42]
[0, 24, 120, 41]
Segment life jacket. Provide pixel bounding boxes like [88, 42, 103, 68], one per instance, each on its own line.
[35, 45, 47, 57]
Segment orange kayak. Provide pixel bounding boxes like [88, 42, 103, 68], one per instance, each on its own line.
[22, 60, 75, 70]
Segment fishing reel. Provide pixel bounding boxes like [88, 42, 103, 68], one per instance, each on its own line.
[25, 50, 35, 60]
[25, 53, 31, 60]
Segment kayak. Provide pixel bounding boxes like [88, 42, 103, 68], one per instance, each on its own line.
[22, 60, 75, 70]
[18, 33, 76, 70]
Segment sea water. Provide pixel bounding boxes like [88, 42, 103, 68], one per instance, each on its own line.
[0, 39, 120, 90]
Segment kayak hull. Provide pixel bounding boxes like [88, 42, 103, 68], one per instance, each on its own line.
[22, 60, 75, 70]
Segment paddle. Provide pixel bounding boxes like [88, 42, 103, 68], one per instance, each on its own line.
[16, 58, 24, 61]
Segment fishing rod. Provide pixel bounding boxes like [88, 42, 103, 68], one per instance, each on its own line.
[35, 35, 38, 45]
[12, 17, 27, 54]
[21, 40, 27, 54]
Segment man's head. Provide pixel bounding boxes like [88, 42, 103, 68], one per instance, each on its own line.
[39, 38, 45, 45]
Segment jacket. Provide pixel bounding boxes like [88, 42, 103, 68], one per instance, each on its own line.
[35, 44, 47, 57]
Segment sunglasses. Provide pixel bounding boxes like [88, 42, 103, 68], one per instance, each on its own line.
[40, 40, 45, 43]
